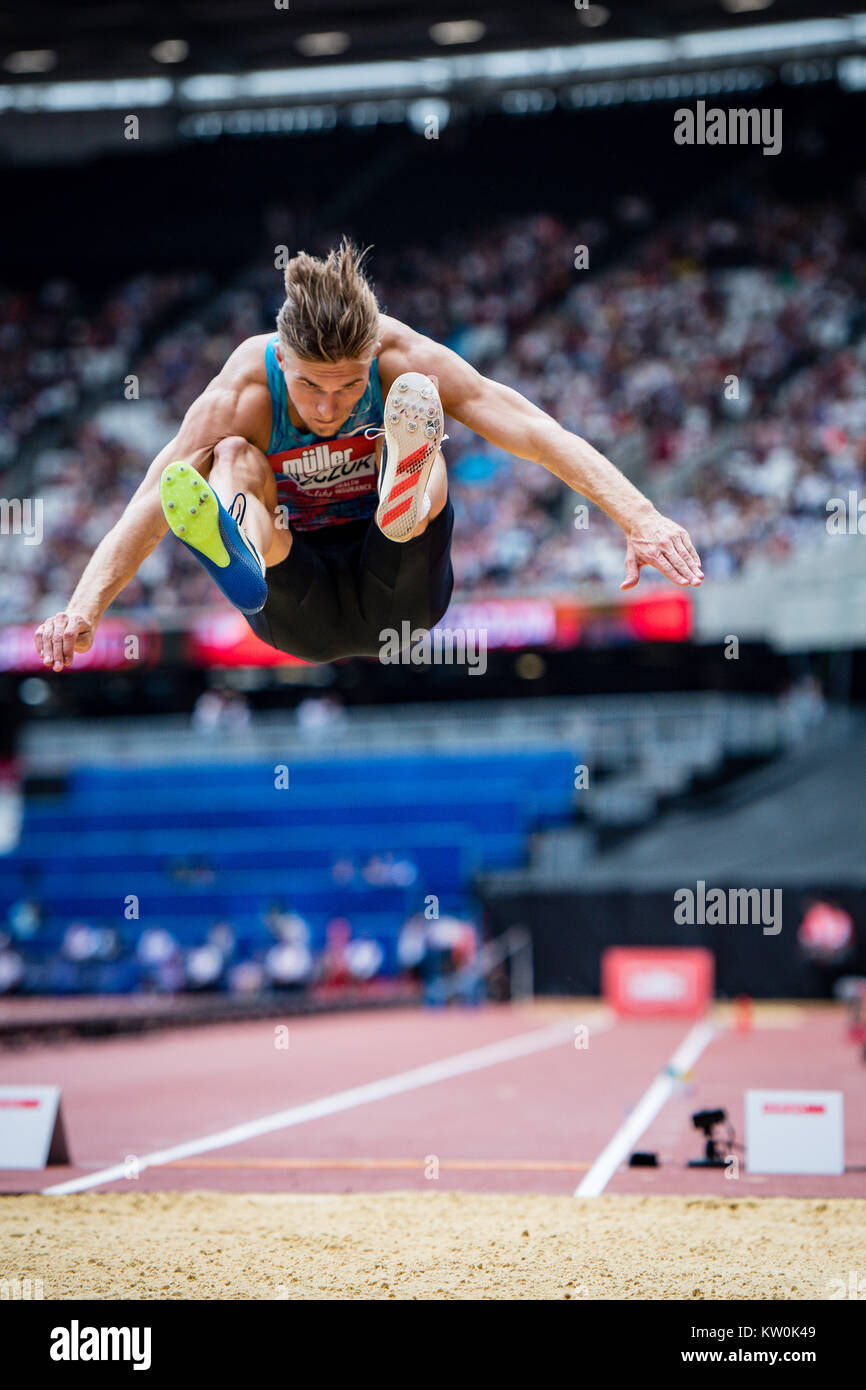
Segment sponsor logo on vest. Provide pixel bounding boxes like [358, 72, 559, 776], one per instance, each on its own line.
[278, 442, 376, 485]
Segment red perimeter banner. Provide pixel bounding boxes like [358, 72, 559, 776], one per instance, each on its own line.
[183, 591, 692, 666]
[0, 591, 692, 671]
[186, 612, 309, 668]
[0, 620, 162, 672]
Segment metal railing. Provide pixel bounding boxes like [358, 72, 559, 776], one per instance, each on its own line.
[19, 692, 815, 774]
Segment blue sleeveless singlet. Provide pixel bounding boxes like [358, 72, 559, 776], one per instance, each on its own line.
[264, 335, 384, 531]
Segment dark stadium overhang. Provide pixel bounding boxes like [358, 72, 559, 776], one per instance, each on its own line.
[3, 11, 866, 166]
[1, 2, 865, 92]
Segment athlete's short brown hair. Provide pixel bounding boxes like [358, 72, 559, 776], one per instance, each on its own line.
[276, 237, 380, 364]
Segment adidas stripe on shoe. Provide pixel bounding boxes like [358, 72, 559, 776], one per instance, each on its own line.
[374, 372, 444, 542]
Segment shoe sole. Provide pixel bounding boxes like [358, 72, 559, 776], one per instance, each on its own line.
[160, 463, 229, 566]
[375, 372, 444, 541]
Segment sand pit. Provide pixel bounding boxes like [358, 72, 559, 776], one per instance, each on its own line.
[1, 1192, 862, 1300]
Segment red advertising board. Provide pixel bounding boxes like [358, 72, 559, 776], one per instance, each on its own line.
[0, 620, 161, 672]
[185, 590, 692, 667]
[0, 588, 693, 672]
[602, 947, 714, 1017]
[185, 612, 309, 667]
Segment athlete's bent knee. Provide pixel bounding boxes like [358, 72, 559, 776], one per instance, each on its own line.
[212, 435, 273, 498]
[213, 435, 257, 468]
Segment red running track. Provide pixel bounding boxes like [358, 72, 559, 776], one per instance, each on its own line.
[0, 1002, 863, 1198]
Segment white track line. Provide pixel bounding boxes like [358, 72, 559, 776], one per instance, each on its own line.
[574, 1018, 717, 1198]
[44, 1015, 602, 1195]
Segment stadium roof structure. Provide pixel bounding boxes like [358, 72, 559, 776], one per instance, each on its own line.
[3, 3, 865, 165]
[0, 0, 860, 86]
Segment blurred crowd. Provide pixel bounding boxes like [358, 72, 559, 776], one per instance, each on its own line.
[2, 181, 865, 622]
[0, 272, 202, 465]
[0, 889, 481, 1003]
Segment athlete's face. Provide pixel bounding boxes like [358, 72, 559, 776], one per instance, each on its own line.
[278, 347, 374, 437]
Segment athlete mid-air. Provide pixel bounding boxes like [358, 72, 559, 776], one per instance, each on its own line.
[35, 239, 703, 671]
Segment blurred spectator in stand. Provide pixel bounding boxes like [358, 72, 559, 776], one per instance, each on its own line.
[8, 894, 42, 942]
[330, 855, 357, 886]
[222, 690, 251, 730]
[264, 901, 311, 947]
[135, 925, 185, 993]
[345, 937, 385, 985]
[0, 755, 22, 853]
[169, 858, 216, 886]
[362, 851, 418, 888]
[296, 694, 347, 736]
[397, 912, 429, 984]
[208, 920, 236, 957]
[318, 917, 352, 989]
[0, 947, 24, 993]
[227, 959, 267, 996]
[191, 690, 223, 734]
[265, 937, 314, 991]
[62, 922, 103, 964]
[400, 912, 484, 1006]
[184, 943, 226, 991]
[192, 687, 251, 734]
[781, 674, 826, 741]
[55, 921, 128, 992]
[92, 926, 124, 962]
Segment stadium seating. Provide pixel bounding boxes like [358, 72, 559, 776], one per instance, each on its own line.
[0, 747, 577, 990]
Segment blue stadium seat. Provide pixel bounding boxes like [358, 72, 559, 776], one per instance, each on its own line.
[1, 748, 577, 991]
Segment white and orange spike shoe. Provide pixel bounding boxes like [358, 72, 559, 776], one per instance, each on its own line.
[373, 371, 445, 542]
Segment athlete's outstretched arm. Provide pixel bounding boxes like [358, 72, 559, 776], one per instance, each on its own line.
[386, 325, 703, 590]
[34, 381, 257, 671]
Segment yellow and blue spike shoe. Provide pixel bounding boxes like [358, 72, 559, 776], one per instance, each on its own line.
[159, 463, 268, 615]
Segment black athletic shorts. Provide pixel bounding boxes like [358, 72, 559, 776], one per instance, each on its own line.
[246, 498, 455, 663]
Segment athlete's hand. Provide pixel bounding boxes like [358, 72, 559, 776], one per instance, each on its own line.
[620, 513, 704, 590]
[34, 613, 96, 672]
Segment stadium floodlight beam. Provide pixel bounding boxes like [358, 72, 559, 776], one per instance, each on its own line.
[676, 18, 861, 59]
[181, 58, 451, 104]
[0, 76, 173, 112]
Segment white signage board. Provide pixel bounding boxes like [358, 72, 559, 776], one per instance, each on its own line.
[746, 1089, 844, 1175]
[0, 1085, 70, 1169]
